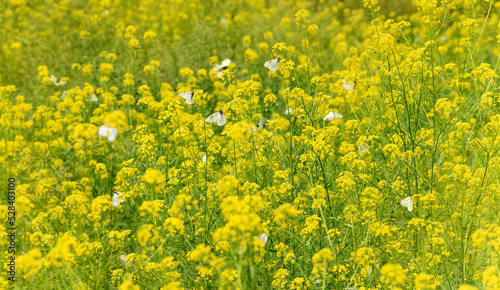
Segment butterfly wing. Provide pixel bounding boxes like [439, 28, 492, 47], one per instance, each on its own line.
[333, 112, 343, 119]
[324, 111, 334, 121]
[119, 254, 133, 266]
[112, 191, 123, 207]
[341, 79, 355, 91]
[206, 112, 219, 123]
[407, 199, 414, 212]
[259, 232, 268, 244]
[357, 143, 369, 156]
[213, 64, 223, 71]
[400, 196, 413, 212]
[178, 91, 194, 104]
[216, 113, 227, 126]
[213, 59, 231, 71]
[264, 58, 280, 71]
[98, 125, 108, 138]
[107, 127, 118, 142]
[221, 58, 231, 68]
[50, 75, 58, 85]
[50, 75, 66, 86]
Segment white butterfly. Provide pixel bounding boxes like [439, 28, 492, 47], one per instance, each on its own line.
[324, 111, 343, 121]
[357, 142, 369, 156]
[206, 110, 227, 126]
[61, 90, 67, 99]
[341, 79, 355, 91]
[98, 125, 118, 142]
[213, 58, 231, 72]
[112, 191, 124, 207]
[220, 18, 228, 28]
[119, 254, 133, 266]
[252, 118, 266, 132]
[285, 108, 293, 114]
[50, 75, 66, 86]
[264, 57, 280, 71]
[401, 196, 413, 212]
[90, 94, 98, 102]
[259, 232, 268, 245]
[178, 91, 194, 105]
[202, 153, 207, 163]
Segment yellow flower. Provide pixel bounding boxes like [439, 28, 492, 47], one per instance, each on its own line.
[217, 175, 238, 194]
[295, 9, 310, 27]
[143, 30, 156, 43]
[82, 64, 93, 76]
[37, 65, 49, 77]
[381, 263, 406, 286]
[259, 42, 269, 53]
[273, 203, 298, 226]
[161, 282, 184, 290]
[139, 200, 165, 218]
[137, 224, 153, 246]
[99, 63, 113, 75]
[457, 285, 479, 290]
[242, 35, 252, 47]
[221, 269, 238, 286]
[128, 38, 140, 51]
[415, 272, 440, 290]
[163, 217, 185, 235]
[307, 24, 318, 36]
[80, 30, 90, 39]
[118, 280, 140, 290]
[312, 248, 333, 265]
[17, 249, 44, 278]
[47, 233, 79, 266]
[102, 110, 129, 132]
[363, 0, 381, 12]
[244, 48, 258, 64]
[142, 168, 165, 184]
[187, 244, 211, 262]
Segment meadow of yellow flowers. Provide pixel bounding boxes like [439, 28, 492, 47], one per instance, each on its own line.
[2, 0, 500, 289]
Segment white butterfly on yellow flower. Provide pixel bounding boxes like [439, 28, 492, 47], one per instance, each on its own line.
[213, 58, 231, 72]
[252, 118, 266, 132]
[259, 232, 268, 245]
[401, 196, 413, 212]
[341, 79, 356, 91]
[178, 91, 194, 105]
[98, 125, 118, 143]
[112, 191, 124, 207]
[324, 111, 343, 121]
[264, 57, 280, 71]
[357, 142, 369, 156]
[119, 254, 133, 266]
[50, 75, 67, 86]
[206, 110, 227, 126]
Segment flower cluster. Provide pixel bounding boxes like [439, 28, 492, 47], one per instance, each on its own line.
[2, 0, 500, 289]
